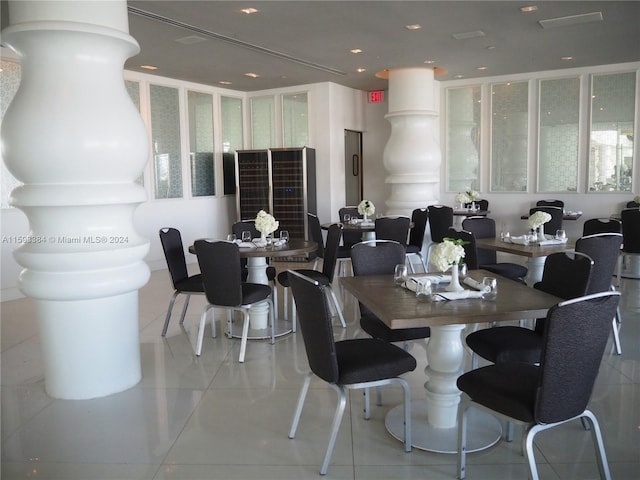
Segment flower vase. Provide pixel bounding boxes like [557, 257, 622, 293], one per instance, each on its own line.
[446, 264, 465, 292]
[363, 213, 369, 223]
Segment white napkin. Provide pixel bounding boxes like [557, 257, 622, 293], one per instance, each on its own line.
[538, 238, 568, 246]
[238, 241, 256, 249]
[273, 239, 286, 247]
[505, 235, 528, 245]
[407, 273, 452, 285]
[432, 290, 484, 301]
[463, 277, 491, 293]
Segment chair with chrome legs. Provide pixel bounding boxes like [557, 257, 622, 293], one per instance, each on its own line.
[288, 270, 416, 475]
[405, 208, 429, 273]
[457, 291, 620, 480]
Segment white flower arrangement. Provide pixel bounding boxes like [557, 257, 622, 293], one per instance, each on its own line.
[430, 238, 466, 273]
[467, 190, 479, 201]
[454, 190, 479, 205]
[528, 211, 551, 230]
[255, 210, 279, 235]
[358, 200, 375, 216]
[634, 195, 640, 204]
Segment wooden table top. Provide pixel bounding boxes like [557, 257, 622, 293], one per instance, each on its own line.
[340, 269, 561, 330]
[190, 239, 317, 257]
[321, 221, 375, 232]
[475, 237, 575, 258]
[520, 213, 582, 220]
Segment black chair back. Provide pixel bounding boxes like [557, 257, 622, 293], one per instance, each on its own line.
[375, 216, 411, 246]
[529, 206, 563, 235]
[339, 206, 362, 248]
[575, 233, 623, 294]
[446, 228, 478, 270]
[462, 216, 498, 265]
[582, 217, 622, 236]
[427, 205, 453, 243]
[350, 240, 406, 276]
[194, 240, 243, 307]
[621, 208, 640, 254]
[626, 200, 639, 208]
[321, 223, 343, 284]
[232, 220, 260, 239]
[307, 213, 325, 259]
[536, 199, 564, 209]
[159, 227, 189, 288]
[408, 208, 428, 249]
[464, 199, 489, 211]
[288, 271, 339, 384]
[536, 292, 620, 424]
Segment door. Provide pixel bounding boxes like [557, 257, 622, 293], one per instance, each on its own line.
[344, 130, 363, 206]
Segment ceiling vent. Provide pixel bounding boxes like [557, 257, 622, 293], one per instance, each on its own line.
[452, 30, 486, 40]
[175, 35, 207, 45]
[539, 12, 603, 29]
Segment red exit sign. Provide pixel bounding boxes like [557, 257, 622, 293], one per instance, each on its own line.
[368, 90, 384, 103]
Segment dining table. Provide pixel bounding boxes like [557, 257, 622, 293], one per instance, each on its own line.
[520, 211, 583, 221]
[190, 238, 317, 337]
[475, 236, 575, 285]
[321, 220, 376, 241]
[340, 270, 562, 454]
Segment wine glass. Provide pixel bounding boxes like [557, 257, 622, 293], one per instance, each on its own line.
[280, 230, 289, 243]
[415, 279, 433, 302]
[555, 229, 566, 241]
[241, 231, 252, 243]
[227, 233, 236, 242]
[481, 277, 498, 300]
[393, 264, 408, 286]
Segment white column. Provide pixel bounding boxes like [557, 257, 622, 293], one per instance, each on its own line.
[1, 1, 150, 399]
[382, 68, 442, 216]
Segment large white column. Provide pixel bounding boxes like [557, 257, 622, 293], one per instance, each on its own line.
[382, 68, 442, 216]
[1, 1, 150, 399]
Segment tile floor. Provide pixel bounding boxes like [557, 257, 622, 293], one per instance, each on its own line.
[2, 262, 639, 479]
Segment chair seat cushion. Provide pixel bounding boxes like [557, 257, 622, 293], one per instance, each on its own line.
[277, 269, 330, 288]
[241, 282, 273, 304]
[480, 263, 528, 281]
[335, 338, 417, 384]
[466, 326, 543, 364]
[457, 362, 539, 423]
[360, 314, 430, 343]
[175, 274, 204, 293]
[405, 245, 421, 254]
[337, 245, 351, 259]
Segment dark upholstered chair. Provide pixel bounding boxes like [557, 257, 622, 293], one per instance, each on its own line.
[426, 205, 453, 267]
[461, 217, 528, 282]
[159, 227, 204, 336]
[406, 208, 429, 273]
[277, 224, 346, 330]
[457, 291, 620, 480]
[529, 206, 564, 235]
[535, 198, 564, 209]
[626, 200, 639, 208]
[351, 240, 430, 347]
[619, 208, 640, 283]
[288, 270, 416, 475]
[337, 206, 362, 277]
[194, 240, 274, 362]
[375, 216, 411, 246]
[575, 233, 624, 355]
[465, 251, 593, 366]
[464, 198, 489, 211]
[583, 217, 622, 236]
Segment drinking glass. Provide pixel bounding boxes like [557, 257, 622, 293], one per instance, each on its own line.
[227, 233, 236, 242]
[266, 234, 273, 246]
[241, 231, 252, 243]
[393, 264, 408, 286]
[459, 263, 468, 280]
[415, 279, 433, 302]
[481, 276, 498, 300]
[555, 229, 566, 240]
[280, 230, 289, 243]
[343, 213, 351, 223]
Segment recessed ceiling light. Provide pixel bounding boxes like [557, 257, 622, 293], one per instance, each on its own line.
[175, 35, 207, 45]
[350, 48, 363, 54]
[477, 66, 488, 71]
[140, 65, 158, 70]
[486, 45, 496, 50]
[356, 68, 366, 73]
[405, 24, 422, 30]
[520, 5, 538, 13]
[240, 8, 258, 14]
[218, 81, 232, 85]
[424, 60, 436, 64]
[561, 56, 574, 61]
[244, 72, 259, 78]
[455, 74, 464, 79]
[539, 12, 603, 29]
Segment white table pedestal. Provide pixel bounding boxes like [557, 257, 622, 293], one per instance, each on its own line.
[524, 256, 546, 286]
[385, 324, 502, 453]
[244, 257, 270, 330]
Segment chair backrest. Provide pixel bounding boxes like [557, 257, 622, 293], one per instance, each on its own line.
[232, 220, 260, 239]
[621, 208, 640, 253]
[307, 213, 325, 259]
[626, 200, 639, 208]
[408, 208, 429, 248]
[582, 217, 622, 236]
[427, 205, 454, 243]
[159, 227, 190, 288]
[575, 233, 623, 294]
[194, 240, 243, 307]
[339, 206, 362, 248]
[446, 227, 478, 270]
[288, 270, 339, 384]
[535, 291, 620, 424]
[464, 199, 489, 211]
[321, 224, 343, 283]
[461, 216, 498, 265]
[350, 240, 406, 276]
[529, 206, 563, 235]
[536, 199, 564, 209]
[375, 216, 411, 246]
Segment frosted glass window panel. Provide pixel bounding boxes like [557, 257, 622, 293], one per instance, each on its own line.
[283, 93, 309, 147]
[1, 60, 23, 208]
[251, 96, 275, 149]
[589, 72, 636, 192]
[221, 96, 244, 195]
[150, 84, 183, 199]
[491, 82, 529, 192]
[187, 91, 215, 197]
[446, 86, 481, 192]
[538, 77, 580, 192]
[125, 80, 144, 186]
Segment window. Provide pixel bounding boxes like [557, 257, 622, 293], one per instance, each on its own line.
[125, 80, 144, 186]
[251, 96, 275, 148]
[446, 86, 481, 192]
[221, 96, 244, 195]
[282, 93, 308, 147]
[187, 91, 215, 196]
